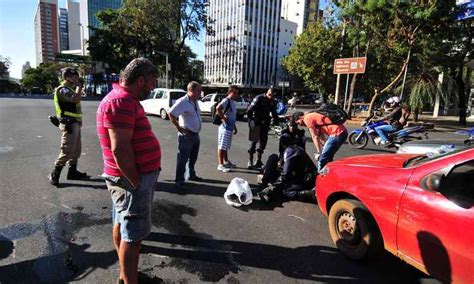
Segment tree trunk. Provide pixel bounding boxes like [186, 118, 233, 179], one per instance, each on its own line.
[346, 73, 357, 117]
[368, 59, 409, 115]
[413, 109, 419, 122]
[456, 67, 467, 126]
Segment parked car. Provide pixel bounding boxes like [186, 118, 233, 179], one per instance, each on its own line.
[140, 88, 186, 119]
[288, 93, 323, 105]
[315, 147, 474, 283]
[198, 93, 249, 120]
[397, 128, 473, 154]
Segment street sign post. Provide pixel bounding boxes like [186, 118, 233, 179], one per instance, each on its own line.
[333, 57, 367, 106]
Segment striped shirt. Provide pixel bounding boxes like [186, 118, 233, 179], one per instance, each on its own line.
[96, 85, 161, 176]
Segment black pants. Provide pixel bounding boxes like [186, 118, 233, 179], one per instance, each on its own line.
[248, 124, 270, 154]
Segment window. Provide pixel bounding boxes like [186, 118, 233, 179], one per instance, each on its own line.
[155, 90, 164, 99]
[441, 160, 474, 206]
[202, 94, 212, 102]
[147, 90, 155, 100]
[170, 91, 186, 100]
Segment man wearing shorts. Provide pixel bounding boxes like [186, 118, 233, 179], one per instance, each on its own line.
[215, 85, 239, 172]
[97, 58, 160, 284]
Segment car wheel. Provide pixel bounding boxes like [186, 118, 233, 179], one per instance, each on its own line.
[348, 132, 369, 149]
[328, 199, 383, 260]
[160, 109, 168, 120]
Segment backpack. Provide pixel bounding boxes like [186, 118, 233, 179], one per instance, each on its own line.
[313, 103, 348, 125]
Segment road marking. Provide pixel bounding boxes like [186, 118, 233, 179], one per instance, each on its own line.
[288, 214, 306, 222]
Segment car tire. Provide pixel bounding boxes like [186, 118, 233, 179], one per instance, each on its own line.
[328, 199, 383, 260]
[160, 109, 168, 120]
[348, 132, 369, 149]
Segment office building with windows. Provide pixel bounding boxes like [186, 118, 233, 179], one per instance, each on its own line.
[59, 8, 69, 51]
[67, 0, 81, 50]
[281, 0, 319, 35]
[34, 0, 59, 64]
[204, 0, 281, 88]
[79, 0, 123, 43]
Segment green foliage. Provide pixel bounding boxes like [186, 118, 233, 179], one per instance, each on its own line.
[88, 0, 207, 87]
[21, 63, 69, 94]
[284, 0, 471, 114]
[0, 55, 11, 78]
[282, 21, 345, 96]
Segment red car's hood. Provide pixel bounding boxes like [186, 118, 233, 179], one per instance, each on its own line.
[330, 154, 420, 168]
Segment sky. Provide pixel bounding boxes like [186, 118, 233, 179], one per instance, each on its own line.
[0, 0, 204, 79]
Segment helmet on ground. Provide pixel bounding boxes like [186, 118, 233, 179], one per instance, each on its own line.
[61, 67, 79, 80]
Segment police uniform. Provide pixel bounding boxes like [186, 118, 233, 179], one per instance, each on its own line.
[48, 80, 88, 186]
[246, 94, 279, 168]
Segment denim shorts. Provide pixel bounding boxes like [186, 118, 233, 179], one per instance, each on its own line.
[104, 170, 159, 242]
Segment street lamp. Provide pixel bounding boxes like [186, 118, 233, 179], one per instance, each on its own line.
[78, 22, 85, 56]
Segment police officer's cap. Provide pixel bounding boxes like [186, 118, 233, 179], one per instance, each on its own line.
[62, 67, 79, 79]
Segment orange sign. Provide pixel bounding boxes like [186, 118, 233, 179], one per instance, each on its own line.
[333, 57, 367, 74]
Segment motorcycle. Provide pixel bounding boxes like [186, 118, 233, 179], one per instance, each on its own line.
[455, 127, 474, 145]
[348, 116, 429, 149]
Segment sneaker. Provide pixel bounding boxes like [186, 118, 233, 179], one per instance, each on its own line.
[247, 162, 254, 170]
[223, 161, 237, 168]
[217, 164, 230, 173]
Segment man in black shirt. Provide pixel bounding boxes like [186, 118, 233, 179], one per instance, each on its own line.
[258, 134, 317, 203]
[246, 88, 280, 169]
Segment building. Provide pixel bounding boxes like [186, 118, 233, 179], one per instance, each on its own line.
[204, 0, 281, 88]
[21, 62, 31, 79]
[67, 0, 81, 50]
[281, 0, 319, 35]
[34, 0, 59, 64]
[59, 8, 69, 51]
[276, 19, 298, 84]
[79, 0, 123, 54]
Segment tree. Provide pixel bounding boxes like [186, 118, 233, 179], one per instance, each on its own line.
[88, 0, 207, 87]
[21, 63, 68, 94]
[0, 55, 11, 79]
[282, 20, 346, 98]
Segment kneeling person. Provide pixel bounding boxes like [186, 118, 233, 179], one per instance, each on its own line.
[258, 134, 317, 203]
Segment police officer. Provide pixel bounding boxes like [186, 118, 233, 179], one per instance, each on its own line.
[246, 88, 280, 169]
[258, 134, 317, 203]
[48, 67, 89, 186]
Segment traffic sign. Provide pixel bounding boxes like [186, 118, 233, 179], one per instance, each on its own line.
[333, 57, 367, 74]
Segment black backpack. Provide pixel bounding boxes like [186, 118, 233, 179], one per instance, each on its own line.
[313, 103, 348, 125]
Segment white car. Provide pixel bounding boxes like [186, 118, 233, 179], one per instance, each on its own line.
[198, 93, 249, 120]
[141, 88, 186, 119]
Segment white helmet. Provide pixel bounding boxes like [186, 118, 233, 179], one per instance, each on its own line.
[387, 96, 400, 107]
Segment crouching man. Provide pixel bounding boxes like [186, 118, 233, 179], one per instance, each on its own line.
[258, 134, 317, 203]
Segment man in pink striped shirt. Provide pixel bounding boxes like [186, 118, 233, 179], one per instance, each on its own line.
[97, 58, 160, 284]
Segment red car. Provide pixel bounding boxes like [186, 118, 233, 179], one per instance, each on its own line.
[316, 147, 474, 283]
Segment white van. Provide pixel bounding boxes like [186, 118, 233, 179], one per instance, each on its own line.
[141, 88, 186, 119]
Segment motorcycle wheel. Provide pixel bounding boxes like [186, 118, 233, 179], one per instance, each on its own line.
[348, 132, 369, 149]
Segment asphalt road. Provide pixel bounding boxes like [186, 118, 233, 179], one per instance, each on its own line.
[0, 97, 450, 283]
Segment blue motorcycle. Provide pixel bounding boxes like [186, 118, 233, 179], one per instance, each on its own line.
[348, 117, 428, 149]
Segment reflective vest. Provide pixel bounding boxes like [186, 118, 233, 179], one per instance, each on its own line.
[54, 83, 82, 121]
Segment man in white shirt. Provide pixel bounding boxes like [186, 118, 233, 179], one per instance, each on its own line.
[168, 81, 203, 189]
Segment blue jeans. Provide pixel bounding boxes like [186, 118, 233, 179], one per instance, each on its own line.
[318, 130, 348, 172]
[374, 124, 396, 143]
[105, 170, 160, 242]
[176, 132, 200, 184]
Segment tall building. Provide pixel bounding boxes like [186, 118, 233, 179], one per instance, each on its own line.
[34, 0, 59, 64]
[276, 19, 298, 82]
[67, 0, 81, 50]
[21, 62, 32, 79]
[205, 0, 281, 88]
[79, 0, 123, 48]
[281, 0, 319, 35]
[59, 8, 69, 51]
